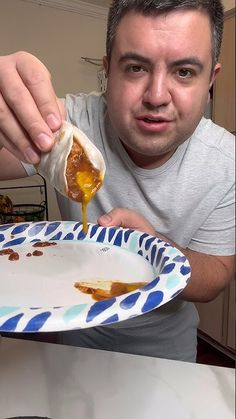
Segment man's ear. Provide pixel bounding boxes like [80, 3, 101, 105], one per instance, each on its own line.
[210, 62, 221, 88]
[103, 56, 109, 75]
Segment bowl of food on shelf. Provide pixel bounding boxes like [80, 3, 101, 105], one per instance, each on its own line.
[0, 195, 46, 224]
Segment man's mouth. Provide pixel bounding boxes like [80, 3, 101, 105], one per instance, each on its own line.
[143, 117, 162, 123]
[136, 115, 173, 133]
[139, 115, 171, 123]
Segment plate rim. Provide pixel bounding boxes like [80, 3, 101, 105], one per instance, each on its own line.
[0, 221, 191, 332]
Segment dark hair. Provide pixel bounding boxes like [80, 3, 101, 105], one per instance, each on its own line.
[106, 0, 224, 67]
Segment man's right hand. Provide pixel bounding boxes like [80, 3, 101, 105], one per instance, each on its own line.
[0, 51, 64, 164]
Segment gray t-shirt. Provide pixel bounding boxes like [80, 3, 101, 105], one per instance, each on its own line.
[23, 92, 235, 361]
[60, 92, 235, 255]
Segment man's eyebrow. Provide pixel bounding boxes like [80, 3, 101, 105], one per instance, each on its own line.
[118, 53, 204, 70]
[171, 57, 204, 70]
[118, 52, 152, 65]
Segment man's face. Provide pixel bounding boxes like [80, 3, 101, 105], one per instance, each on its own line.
[104, 10, 221, 168]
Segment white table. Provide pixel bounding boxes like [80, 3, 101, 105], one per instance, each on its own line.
[0, 337, 234, 419]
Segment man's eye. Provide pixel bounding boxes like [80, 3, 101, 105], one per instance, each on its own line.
[127, 65, 146, 73]
[177, 68, 193, 78]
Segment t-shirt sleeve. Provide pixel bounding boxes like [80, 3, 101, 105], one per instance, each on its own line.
[21, 162, 37, 176]
[187, 183, 235, 255]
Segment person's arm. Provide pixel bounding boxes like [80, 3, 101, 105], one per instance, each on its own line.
[98, 208, 235, 303]
[0, 51, 64, 167]
[0, 147, 28, 180]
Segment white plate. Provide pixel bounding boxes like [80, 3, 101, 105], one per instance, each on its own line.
[0, 221, 191, 332]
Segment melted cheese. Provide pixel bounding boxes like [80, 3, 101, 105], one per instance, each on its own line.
[66, 139, 103, 233]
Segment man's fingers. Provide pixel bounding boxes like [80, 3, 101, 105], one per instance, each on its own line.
[0, 94, 40, 164]
[98, 208, 156, 235]
[0, 52, 62, 152]
[17, 52, 62, 130]
[0, 77, 54, 152]
[0, 130, 40, 165]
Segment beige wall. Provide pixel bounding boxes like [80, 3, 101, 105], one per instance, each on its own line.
[0, 0, 234, 222]
[223, 0, 235, 12]
[0, 0, 107, 96]
[0, 0, 107, 221]
[0, 0, 234, 95]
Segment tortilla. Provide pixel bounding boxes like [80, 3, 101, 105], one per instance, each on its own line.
[37, 121, 106, 231]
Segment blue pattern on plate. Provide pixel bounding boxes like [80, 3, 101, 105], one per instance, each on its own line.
[0, 224, 14, 231]
[123, 229, 133, 243]
[0, 313, 24, 331]
[97, 227, 107, 243]
[113, 230, 123, 246]
[3, 237, 26, 247]
[155, 247, 165, 267]
[45, 222, 61, 236]
[90, 224, 100, 238]
[108, 227, 118, 242]
[101, 314, 119, 325]
[23, 311, 51, 331]
[120, 292, 141, 309]
[160, 255, 170, 271]
[142, 291, 164, 312]
[150, 244, 157, 265]
[64, 232, 75, 240]
[139, 233, 149, 247]
[0, 221, 191, 332]
[161, 263, 175, 274]
[173, 255, 187, 263]
[142, 277, 160, 291]
[77, 229, 86, 240]
[73, 222, 81, 231]
[28, 223, 46, 236]
[11, 223, 30, 235]
[51, 232, 63, 240]
[86, 298, 116, 323]
[180, 265, 191, 275]
[145, 237, 156, 251]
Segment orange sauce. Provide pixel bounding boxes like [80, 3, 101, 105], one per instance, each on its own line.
[66, 139, 103, 233]
[0, 248, 14, 255]
[32, 250, 43, 256]
[32, 242, 57, 248]
[8, 252, 19, 261]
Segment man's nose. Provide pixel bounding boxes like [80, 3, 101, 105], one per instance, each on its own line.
[143, 73, 171, 109]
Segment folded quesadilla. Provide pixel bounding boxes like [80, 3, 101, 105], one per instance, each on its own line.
[74, 280, 147, 301]
[37, 121, 105, 232]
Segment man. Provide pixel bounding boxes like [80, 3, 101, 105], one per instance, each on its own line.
[0, 0, 234, 361]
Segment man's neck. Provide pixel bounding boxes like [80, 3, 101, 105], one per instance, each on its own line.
[122, 143, 177, 169]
